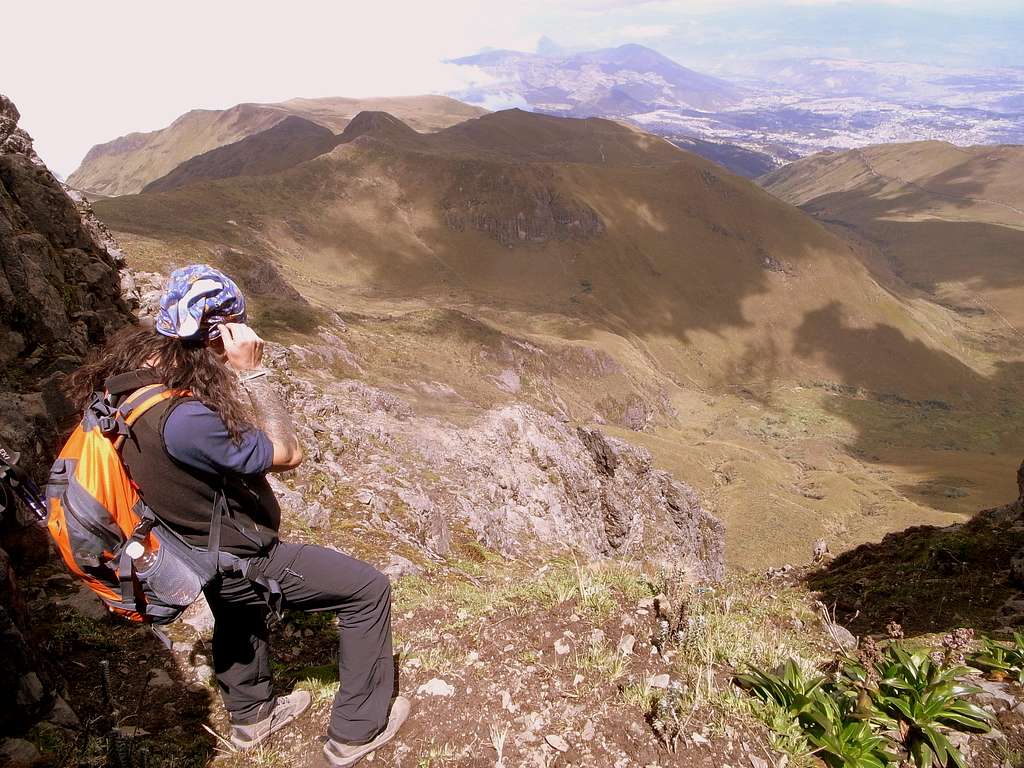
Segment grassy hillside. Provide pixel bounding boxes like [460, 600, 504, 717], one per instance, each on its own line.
[761, 142, 1024, 346]
[96, 111, 1024, 568]
[142, 116, 336, 192]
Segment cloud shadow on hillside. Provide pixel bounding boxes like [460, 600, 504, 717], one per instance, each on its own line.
[803, 181, 1024, 296]
[790, 301, 1024, 504]
[98, 151, 822, 346]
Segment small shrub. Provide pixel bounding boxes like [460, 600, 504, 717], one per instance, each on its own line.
[649, 682, 688, 749]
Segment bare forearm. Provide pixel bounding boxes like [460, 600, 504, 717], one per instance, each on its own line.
[242, 376, 302, 468]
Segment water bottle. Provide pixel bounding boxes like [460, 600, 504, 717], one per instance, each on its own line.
[128, 541, 203, 607]
[125, 540, 158, 571]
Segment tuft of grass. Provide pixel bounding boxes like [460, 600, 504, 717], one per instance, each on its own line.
[620, 678, 656, 712]
[489, 723, 511, 767]
[234, 740, 291, 768]
[574, 639, 627, 684]
[392, 574, 436, 612]
[416, 741, 459, 767]
[517, 649, 542, 666]
[293, 663, 339, 703]
[667, 575, 823, 674]
[49, 607, 119, 652]
[391, 553, 652, 626]
[402, 643, 465, 675]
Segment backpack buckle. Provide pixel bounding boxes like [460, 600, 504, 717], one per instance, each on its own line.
[97, 415, 127, 436]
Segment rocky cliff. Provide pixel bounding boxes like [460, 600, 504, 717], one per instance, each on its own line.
[276, 356, 725, 579]
[0, 94, 133, 743]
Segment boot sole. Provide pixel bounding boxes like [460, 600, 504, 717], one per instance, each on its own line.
[230, 695, 312, 749]
[322, 697, 410, 767]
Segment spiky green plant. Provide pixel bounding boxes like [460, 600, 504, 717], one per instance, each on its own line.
[873, 644, 992, 768]
[969, 633, 1024, 684]
[737, 641, 994, 768]
[803, 694, 897, 768]
[735, 659, 827, 721]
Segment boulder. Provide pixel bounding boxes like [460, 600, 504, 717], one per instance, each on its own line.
[0, 738, 43, 768]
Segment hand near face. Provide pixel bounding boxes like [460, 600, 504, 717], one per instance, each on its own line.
[220, 323, 265, 372]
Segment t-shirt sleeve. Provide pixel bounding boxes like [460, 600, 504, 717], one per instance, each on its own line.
[162, 400, 273, 476]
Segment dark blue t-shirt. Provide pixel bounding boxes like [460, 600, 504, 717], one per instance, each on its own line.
[163, 400, 273, 476]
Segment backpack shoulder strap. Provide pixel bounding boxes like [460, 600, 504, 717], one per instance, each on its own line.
[112, 385, 186, 450]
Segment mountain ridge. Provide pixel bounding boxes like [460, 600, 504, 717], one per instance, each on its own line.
[68, 95, 487, 197]
[760, 139, 1024, 338]
[142, 115, 336, 193]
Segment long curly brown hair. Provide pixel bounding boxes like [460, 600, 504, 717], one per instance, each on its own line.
[65, 322, 253, 440]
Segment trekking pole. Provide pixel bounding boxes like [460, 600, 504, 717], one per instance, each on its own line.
[114, 733, 132, 768]
[100, 659, 117, 717]
[0, 440, 47, 523]
[99, 658, 134, 768]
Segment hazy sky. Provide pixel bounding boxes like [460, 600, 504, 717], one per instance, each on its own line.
[5, 0, 1022, 177]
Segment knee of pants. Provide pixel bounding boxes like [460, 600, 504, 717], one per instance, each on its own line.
[367, 569, 391, 605]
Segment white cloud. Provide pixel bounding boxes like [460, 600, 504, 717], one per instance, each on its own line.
[475, 91, 534, 111]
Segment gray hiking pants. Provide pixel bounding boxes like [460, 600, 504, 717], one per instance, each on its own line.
[204, 542, 395, 744]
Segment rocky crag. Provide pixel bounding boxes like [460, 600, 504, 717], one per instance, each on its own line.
[0, 94, 133, 758]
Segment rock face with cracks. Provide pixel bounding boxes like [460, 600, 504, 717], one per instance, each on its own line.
[274, 346, 726, 581]
[0, 93, 133, 737]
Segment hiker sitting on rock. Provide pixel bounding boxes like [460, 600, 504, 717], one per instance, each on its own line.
[65, 264, 408, 766]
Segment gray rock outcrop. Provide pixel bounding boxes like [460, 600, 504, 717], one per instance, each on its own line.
[441, 163, 605, 247]
[277, 352, 725, 581]
[0, 93, 133, 736]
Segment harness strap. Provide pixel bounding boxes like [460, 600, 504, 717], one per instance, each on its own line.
[118, 544, 135, 606]
[117, 384, 167, 416]
[209, 496, 283, 617]
[208, 489, 226, 558]
[234, 558, 284, 618]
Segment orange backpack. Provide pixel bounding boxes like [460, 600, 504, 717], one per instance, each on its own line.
[46, 384, 198, 623]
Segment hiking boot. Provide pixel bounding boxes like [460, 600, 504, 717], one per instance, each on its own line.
[229, 690, 312, 749]
[322, 696, 411, 767]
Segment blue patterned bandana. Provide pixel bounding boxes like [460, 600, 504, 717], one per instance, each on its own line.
[155, 264, 247, 342]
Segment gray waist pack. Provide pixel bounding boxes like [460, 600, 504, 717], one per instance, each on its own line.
[121, 494, 282, 625]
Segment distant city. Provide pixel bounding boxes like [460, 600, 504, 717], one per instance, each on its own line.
[448, 42, 1024, 175]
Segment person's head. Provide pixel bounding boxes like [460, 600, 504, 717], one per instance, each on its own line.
[66, 265, 253, 439]
[153, 264, 247, 345]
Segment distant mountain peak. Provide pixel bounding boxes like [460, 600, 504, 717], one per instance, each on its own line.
[536, 36, 565, 57]
[449, 41, 743, 116]
[338, 111, 418, 143]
